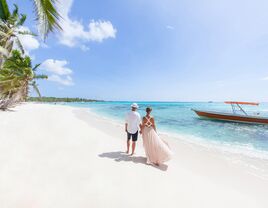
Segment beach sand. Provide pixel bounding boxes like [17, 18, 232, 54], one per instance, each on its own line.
[0, 103, 268, 208]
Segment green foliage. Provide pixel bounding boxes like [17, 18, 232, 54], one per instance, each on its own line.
[31, 0, 62, 39]
[27, 97, 101, 103]
[0, 50, 47, 108]
[0, 4, 29, 61]
[0, 0, 10, 21]
[0, 0, 61, 39]
[0, 0, 62, 109]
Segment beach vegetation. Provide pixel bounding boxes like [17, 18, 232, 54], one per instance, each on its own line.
[0, 0, 61, 39]
[0, 0, 62, 110]
[27, 97, 101, 103]
[0, 50, 47, 109]
[0, 4, 30, 66]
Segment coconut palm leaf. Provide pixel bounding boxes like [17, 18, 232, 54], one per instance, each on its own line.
[18, 30, 37, 36]
[0, 5, 23, 60]
[0, 0, 10, 21]
[32, 63, 41, 71]
[31, 0, 62, 39]
[5, 40, 14, 53]
[34, 74, 48, 79]
[4, 28, 14, 38]
[0, 50, 47, 109]
[0, 18, 7, 26]
[14, 38, 24, 54]
[0, 30, 9, 38]
[15, 38, 25, 54]
[11, 4, 18, 17]
[0, 45, 8, 56]
[30, 81, 41, 97]
[16, 14, 26, 26]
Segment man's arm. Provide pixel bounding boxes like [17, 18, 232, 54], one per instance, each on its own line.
[139, 123, 143, 134]
[139, 116, 143, 134]
[125, 113, 128, 132]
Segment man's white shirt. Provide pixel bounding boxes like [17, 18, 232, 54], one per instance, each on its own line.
[125, 111, 141, 134]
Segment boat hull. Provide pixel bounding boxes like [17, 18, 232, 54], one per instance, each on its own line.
[192, 109, 268, 125]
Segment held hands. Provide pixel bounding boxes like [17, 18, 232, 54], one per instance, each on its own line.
[139, 130, 142, 134]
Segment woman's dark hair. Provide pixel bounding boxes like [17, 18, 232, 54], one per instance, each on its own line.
[146, 107, 152, 113]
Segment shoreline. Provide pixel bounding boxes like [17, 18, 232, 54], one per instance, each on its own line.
[77, 104, 268, 162]
[76, 105, 268, 178]
[1, 103, 268, 207]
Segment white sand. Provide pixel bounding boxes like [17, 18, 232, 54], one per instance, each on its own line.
[0, 103, 268, 208]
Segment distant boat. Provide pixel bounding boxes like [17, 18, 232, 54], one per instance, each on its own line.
[192, 101, 268, 125]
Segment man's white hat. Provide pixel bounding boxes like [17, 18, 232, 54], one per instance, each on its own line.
[131, 103, 139, 109]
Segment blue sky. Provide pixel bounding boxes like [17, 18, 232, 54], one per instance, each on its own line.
[9, 0, 268, 101]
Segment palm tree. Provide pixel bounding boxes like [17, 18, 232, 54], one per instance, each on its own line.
[0, 0, 61, 39]
[0, 0, 61, 109]
[0, 50, 47, 109]
[0, 4, 30, 66]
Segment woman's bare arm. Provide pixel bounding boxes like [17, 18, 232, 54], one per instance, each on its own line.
[151, 117, 156, 132]
[140, 117, 145, 134]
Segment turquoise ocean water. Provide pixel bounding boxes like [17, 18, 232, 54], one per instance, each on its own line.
[66, 101, 268, 159]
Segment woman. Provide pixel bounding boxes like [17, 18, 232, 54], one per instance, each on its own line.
[140, 107, 172, 166]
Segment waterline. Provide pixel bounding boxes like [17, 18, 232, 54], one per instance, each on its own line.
[64, 101, 268, 160]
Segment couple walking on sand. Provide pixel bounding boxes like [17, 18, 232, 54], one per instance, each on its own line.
[125, 103, 172, 166]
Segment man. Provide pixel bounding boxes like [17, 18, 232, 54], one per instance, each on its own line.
[125, 103, 142, 155]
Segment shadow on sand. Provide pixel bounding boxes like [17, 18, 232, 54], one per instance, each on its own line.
[98, 151, 168, 171]
[0, 108, 16, 112]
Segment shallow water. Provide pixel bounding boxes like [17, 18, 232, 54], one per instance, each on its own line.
[64, 101, 268, 159]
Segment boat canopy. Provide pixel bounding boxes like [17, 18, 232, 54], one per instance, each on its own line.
[224, 101, 259, 106]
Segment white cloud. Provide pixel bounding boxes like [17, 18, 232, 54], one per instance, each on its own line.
[57, 0, 117, 48]
[19, 35, 39, 51]
[166, 25, 175, 30]
[42, 59, 72, 75]
[48, 74, 74, 86]
[261, 76, 268, 80]
[41, 59, 74, 86]
[16, 26, 40, 54]
[80, 45, 90, 51]
[87, 20, 117, 42]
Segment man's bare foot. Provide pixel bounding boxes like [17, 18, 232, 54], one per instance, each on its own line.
[130, 152, 135, 156]
[126, 150, 129, 154]
[154, 163, 159, 166]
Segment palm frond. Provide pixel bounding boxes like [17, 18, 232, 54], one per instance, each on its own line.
[0, 19, 8, 27]
[31, 0, 62, 39]
[0, 50, 47, 109]
[5, 40, 14, 54]
[34, 74, 47, 79]
[15, 38, 25, 54]
[32, 63, 41, 71]
[0, 45, 9, 56]
[0, 0, 10, 21]
[18, 30, 37, 36]
[17, 14, 26, 26]
[0, 29, 9, 38]
[12, 4, 18, 17]
[30, 81, 41, 97]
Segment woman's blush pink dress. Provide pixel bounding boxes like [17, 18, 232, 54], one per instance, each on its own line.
[142, 117, 172, 165]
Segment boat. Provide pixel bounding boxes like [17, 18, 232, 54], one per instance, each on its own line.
[192, 101, 268, 125]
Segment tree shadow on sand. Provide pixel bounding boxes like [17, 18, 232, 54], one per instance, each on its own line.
[98, 151, 168, 171]
[0, 108, 16, 112]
